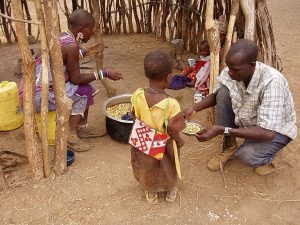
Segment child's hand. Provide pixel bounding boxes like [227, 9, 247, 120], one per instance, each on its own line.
[183, 106, 196, 121]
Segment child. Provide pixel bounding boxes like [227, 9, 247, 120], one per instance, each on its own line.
[181, 41, 210, 86]
[130, 51, 185, 204]
[194, 41, 211, 97]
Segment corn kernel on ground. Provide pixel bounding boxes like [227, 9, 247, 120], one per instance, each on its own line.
[107, 103, 131, 120]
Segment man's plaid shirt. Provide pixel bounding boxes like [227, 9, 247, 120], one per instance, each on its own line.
[215, 62, 297, 139]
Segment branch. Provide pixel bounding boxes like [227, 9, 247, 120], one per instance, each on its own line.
[0, 12, 40, 25]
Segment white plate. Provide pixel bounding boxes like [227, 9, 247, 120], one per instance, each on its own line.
[183, 122, 203, 135]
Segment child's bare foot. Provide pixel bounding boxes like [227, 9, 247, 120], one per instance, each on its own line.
[145, 191, 158, 204]
[166, 187, 178, 202]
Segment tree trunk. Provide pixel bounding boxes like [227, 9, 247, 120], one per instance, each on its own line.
[43, 0, 73, 175]
[34, 0, 50, 178]
[240, 0, 255, 40]
[12, 0, 44, 179]
[220, 0, 240, 70]
[92, 0, 116, 97]
[206, 0, 220, 125]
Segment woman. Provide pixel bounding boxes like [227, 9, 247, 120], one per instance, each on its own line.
[19, 9, 122, 151]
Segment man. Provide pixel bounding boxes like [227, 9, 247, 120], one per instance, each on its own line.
[185, 39, 297, 176]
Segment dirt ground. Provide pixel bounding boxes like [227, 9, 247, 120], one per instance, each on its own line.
[0, 1, 299, 225]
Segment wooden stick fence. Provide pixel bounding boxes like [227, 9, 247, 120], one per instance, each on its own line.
[0, 0, 281, 178]
[0, 0, 280, 69]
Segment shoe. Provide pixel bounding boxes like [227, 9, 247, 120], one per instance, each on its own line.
[77, 123, 107, 138]
[166, 187, 178, 203]
[145, 191, 158, 204]
[67, 131, 91, 152]
[207, 136, 237, 171]
[254, 164, 277, 176]
[254, 151, 282, 176]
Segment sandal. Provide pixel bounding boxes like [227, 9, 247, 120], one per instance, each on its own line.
[67, 140, 91, 152]
[67, 133, 91, 152]
[77, 123, 107, 138]
[166, 187, 178, 203]
[145, 191, 158, 204]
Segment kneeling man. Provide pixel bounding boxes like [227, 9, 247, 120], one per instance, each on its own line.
[185, 39, 297, 175]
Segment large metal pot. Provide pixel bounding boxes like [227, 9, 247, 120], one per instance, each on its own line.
[102, 94, 133, 143]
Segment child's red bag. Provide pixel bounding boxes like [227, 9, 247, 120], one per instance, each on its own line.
[129, 92, 170, 160]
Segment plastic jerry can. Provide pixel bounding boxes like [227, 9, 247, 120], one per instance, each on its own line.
[0, 81, 23, 131]
[35, 111, 56, 145]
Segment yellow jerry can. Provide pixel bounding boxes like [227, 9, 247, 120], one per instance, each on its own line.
[0, 81, 23, 131]
[35, 111, 56, 145]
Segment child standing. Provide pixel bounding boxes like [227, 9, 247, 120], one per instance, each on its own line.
[130, 51, 185, 204]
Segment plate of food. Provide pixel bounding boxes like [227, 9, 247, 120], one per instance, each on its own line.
[183, 122, 203, 135]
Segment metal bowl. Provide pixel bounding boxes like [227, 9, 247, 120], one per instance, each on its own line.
[102, 94, 133, 143]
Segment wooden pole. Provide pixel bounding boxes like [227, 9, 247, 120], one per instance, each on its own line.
[132, 0, 141, 33]
[206, 0, 220, 125]
[0, 0, 11, 43]
[256, 0, 278, 68]
[34, 0, 50, 178]
[240, 0, 255, 40]
[0, 11, 40, 24]
[12, 0, 44, 180]
[220, 0, 240, 70]
[92, 0, 116, 97]
[6, 0, 18, 42]
[43, 0, 73, 175]
[21, 0, 32, 36]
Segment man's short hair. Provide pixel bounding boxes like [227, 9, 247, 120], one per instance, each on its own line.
[68, 9, 95, 28]
[144, 51, 173, 81]
[227, 39, 259, 62]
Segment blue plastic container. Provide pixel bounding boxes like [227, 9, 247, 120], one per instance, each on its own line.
[67, 150, 75, 166]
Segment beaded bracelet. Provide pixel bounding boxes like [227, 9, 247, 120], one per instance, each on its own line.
[94, 71, 99, 80]
[97, 69, 104, 80]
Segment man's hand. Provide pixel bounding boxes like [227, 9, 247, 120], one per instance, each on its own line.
[107, 68, 123, 81]
[194, 125, 224, 142]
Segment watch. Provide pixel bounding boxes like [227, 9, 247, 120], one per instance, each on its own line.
[224, 127, 232, 136]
